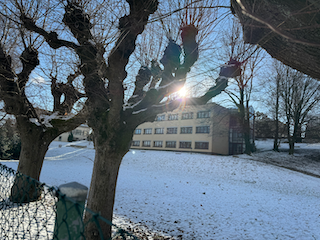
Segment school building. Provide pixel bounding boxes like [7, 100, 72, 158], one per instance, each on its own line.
[131, 103, 246, 155]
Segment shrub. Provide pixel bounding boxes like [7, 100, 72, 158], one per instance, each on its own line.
[67, 132, 74, 142]
[0, 119, 21, 160]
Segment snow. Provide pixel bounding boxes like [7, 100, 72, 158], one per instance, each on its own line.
[29, 112, 75, 128]
[123, 99, 143, 111]
[1, 140, 320, 239]
[29, 118, 41, 126]
[132, 108, 148, 115]
[0, 189, 56, 239]
[156, 80, 178, 90]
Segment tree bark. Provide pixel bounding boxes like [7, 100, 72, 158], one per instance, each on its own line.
[85, 146, 124, 239]
[10, 117, 51, 202]
[9, 114, 86, 203]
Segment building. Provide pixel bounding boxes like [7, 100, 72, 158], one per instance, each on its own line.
[131, 103, 246, 155]
[55, 124, 91, 142]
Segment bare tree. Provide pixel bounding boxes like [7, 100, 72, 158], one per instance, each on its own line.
[262, 61, 285, 151]
[0, 2, 86, 202]
[3, 0, 242, 238]
[305, 115, 320, 141]
[278, 65, 320, 154]
[220, 19, 263, 154]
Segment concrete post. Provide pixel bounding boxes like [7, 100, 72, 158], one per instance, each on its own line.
[53, 182, 88, 240]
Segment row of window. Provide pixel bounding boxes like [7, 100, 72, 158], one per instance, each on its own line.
[156, 111, 210, 121]
[132, 140, 209, 149]
[135, 126, 210, 135]
[72, 129, 89, 136]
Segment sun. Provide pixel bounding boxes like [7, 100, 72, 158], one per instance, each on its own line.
[177, 87, 188, 98]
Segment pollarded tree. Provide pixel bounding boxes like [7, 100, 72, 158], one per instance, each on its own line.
[0, 3, 87, 202]
[15, 0, 240, 238]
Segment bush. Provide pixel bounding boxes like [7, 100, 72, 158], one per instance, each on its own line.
[67, 132, 74, 142]
[0, 119, 21, 160]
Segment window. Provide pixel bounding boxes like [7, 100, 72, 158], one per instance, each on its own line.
[166, 141, 176, 148]
[154, 128, 164, 134]
[196, 126, 210, 133]
[156, 114, 165, 121]
[131, 141, 140, 146]
[74, 129, 82, 135]
[181, 127, 192, 134]
[197, 111, 210, 118]
[182, 112, 193, 120]
[168, 114, 178, 120]
[229, 116, 239, 127]
[195, 142, 209, 149]
[134, 128, 141, 135]
[143, 128, 152, 134]
[153, 141, 163, 147]
[167, 127, 177, 134]
[142, 141, 151, 147]
[179, 141, 192, 149]
[230, 129, 243, 143]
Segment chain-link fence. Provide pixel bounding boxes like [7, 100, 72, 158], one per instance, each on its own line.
[0, 163, 139, 240]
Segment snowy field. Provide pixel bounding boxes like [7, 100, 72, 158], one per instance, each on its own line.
[1, 140, 320, 239]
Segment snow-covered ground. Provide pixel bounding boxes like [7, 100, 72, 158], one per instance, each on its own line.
[1, 140, 320, 239]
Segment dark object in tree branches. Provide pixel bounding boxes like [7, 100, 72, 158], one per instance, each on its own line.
[219, 58, 242, 78]
[181, 25, 199, 70]
[160, 40, 181, 68]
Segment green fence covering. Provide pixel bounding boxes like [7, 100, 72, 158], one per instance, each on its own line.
[0, 163, 139, 240]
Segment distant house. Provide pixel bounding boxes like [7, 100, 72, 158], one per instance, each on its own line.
[55, 124, 91, 142]
[131, 103, 247, 155]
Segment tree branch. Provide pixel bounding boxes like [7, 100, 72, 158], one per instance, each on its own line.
[105, 0, 159, 115]
[0, 44, 37, 119]
[128, 75, 230, 126]
[51, 71, 86, 114]
[17, 47, 39, 91]
[235, 0, 320, 47]
[20, 14, 79, 50]
[48, 108, 87, 135]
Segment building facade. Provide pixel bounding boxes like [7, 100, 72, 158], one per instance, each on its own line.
[54, 124, 91, 142]
[131, 103, 245, 155]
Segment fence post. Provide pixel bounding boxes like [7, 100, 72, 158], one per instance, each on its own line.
[53, 181, 88, 240]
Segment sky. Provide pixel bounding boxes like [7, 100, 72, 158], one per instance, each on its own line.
[0, 0, 293, 122]
[1, 139, 319, 239]
[9, 0, 273, 114]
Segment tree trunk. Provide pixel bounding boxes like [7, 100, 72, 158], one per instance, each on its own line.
[273, 76, 280, 151]
[289, 138, 295, 155]
[244, 134, 251, 154]
[238, 88, 253, 154]
[9, 113, 85, 203]
[84, 140, 127, 239]
[287, 119, 296, 155]
[273, 118, 279, 151]
[10, 120, 51, 202]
